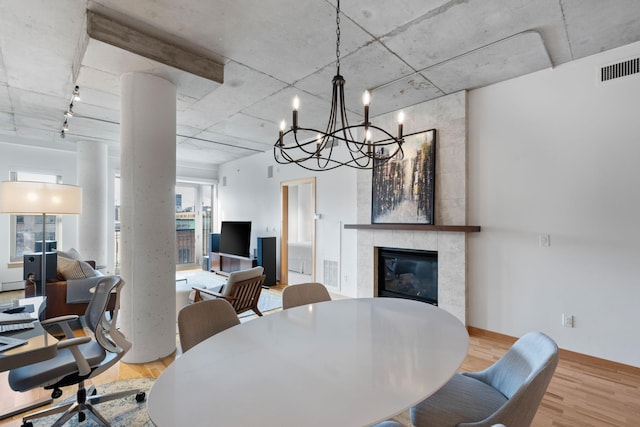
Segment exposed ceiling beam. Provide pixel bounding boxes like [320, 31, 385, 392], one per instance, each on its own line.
[86, 10, 224, 84]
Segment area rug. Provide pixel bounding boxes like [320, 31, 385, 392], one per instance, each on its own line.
[32, 378, 154, 426]
[238, 291, 282, 318]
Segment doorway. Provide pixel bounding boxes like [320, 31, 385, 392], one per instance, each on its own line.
[281, 178, 316, 286]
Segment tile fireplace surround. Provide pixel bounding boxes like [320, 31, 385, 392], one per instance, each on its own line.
[354, 91, 470, 325]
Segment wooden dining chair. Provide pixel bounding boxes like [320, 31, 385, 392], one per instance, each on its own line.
[178, 299, 240, 353]
[282, 282, 331, 309]
[192, 266, 266, 317]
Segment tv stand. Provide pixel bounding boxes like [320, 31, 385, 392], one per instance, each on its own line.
[209, 252, 257, 275]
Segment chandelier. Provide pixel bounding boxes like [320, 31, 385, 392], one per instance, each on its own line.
[274, 0, 405, 171]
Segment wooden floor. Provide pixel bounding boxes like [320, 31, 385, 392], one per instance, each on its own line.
[1, 288, 639, 426]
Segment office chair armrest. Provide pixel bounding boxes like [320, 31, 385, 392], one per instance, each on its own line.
[56, 336, 93, 376]
[56, 336, 91, 350]
[40, 315, 80, 326]
[41, 315, 81, 339]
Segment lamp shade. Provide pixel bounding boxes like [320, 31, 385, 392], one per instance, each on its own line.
[0, 181, 82, 215]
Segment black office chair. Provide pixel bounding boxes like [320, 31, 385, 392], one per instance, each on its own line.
[8, 276, 145, 427]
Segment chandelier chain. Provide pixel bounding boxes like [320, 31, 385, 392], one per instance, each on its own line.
[335, 0, 341, 72]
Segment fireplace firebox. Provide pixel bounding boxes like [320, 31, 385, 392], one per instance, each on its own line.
[377, 247, 438, 305]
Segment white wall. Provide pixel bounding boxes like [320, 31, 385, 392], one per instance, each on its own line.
[218, 151, 358, 296]
[468, 41, 640, 366]
[0, 143, 79, 283]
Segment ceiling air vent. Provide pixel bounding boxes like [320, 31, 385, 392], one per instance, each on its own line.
[600, 57, 639, 82]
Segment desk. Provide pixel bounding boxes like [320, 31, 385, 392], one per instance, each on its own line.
[0, 297, 58, 372]
[148, 298, 469, 427]
[0, 297, 58, 419]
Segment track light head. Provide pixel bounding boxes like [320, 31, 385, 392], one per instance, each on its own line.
[64, 102, 74, 118]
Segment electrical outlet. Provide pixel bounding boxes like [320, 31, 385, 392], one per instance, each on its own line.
[562, 313, 574, 328]
[539, 234, 551, 247]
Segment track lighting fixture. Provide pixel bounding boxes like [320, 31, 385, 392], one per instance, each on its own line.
[64, 102, 74, 118]
[60, 85, 80, 138]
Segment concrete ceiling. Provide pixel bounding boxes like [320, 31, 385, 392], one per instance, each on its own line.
[1, 0, 640, 171]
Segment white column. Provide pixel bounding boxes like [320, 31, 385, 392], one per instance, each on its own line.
[77, 141, 108, 268]
[120, 72, 176, 363]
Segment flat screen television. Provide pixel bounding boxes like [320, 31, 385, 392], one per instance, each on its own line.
[219, 221, 252, 258]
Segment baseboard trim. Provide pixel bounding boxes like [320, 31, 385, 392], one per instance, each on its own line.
[0, 280, 25, 292]
[467, 326, 640, 376]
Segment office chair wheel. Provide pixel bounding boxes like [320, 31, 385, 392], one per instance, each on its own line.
[51, 388, 63, 399]
[136, 391, 146, 402]
[78, 411, 86, 422]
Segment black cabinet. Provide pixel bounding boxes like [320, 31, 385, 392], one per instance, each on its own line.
[23, 252, 57, 296]
[257, 237, 276, 286]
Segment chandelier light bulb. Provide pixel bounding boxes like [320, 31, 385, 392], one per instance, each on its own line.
[397, 111, 405, 124]
[280, 120, 286, 132]
[362, 90, 371, 106]
[292, 96, 299, 130]
[72, 85, 81, 101]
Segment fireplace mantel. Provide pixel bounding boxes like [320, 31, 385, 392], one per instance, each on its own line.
[344, 224, 480, 233]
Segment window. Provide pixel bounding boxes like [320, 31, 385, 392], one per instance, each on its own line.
[176, 183, 214, 267]
[114, 178, 214, 271]
[10, 172, 62, 262]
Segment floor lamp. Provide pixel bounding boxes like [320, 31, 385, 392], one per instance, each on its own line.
[1, 181, 82, 297]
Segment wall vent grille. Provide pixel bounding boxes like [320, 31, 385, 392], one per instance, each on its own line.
[600, 57, 639, 82]
[323, 260, 339, 288]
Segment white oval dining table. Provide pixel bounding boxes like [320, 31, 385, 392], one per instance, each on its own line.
[147, 297, 469, 427]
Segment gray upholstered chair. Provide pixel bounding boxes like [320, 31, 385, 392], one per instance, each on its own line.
[372, 421, 403, 427]
[178, 298, 240, 353]
[8, 276, 145, 427]
[282, 282, 331, 309]
[192, 266, 266, 317]
[410, 331, 558, 427]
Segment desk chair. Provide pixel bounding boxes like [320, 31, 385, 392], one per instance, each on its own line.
[192, 266, 266, 317]
[8, 276, 144, 427]
[282, 282, 331, 309]
[178, 299, 240, 353]
[410, 331, 558, 427]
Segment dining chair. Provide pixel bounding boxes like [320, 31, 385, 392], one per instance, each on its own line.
[282, 282, 331, 309]
[178, 299, 240, 353]
[410, 331, 558, 427]
[8, 276, 145, 427]
[192, 266, 266, 317]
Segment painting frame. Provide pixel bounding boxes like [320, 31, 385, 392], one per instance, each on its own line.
[371, 129, 436, 225]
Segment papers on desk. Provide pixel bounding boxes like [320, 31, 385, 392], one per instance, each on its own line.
[0, 336, 28, 352]
[0, 312, 36, 325]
